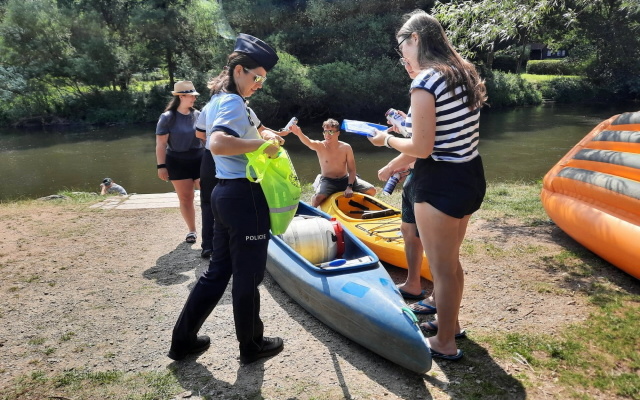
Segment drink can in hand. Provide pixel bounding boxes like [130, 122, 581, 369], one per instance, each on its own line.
[382, 172, 401, 195]
[284, 117, 298, 131]
[385, 109, 409, 137]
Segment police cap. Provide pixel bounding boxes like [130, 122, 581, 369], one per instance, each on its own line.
[234, 33, 279, 71]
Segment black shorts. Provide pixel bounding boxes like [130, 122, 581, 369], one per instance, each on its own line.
[315, 175, 374, 196]
[166, 148, 204, 181]
[413, 155, 486, 219]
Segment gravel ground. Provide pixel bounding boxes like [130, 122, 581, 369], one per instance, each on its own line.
[1, 198, 628, 399]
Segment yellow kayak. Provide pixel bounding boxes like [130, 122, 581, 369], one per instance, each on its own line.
[319, 192, 432, 281]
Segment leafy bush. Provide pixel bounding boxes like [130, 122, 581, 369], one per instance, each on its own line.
[250, 52, 325, 123]
[308, 58, 408, 121]
[493, 55, 521, 73]
[526, 60, 576, 76]
[136, 85, 171, 122]
[55, 90, 132, 123]
[131, 69, 164, 82]
[537, 77, 597, 103]
[485, 71, 542, 108]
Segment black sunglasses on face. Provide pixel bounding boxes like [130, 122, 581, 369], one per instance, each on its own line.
[394, 35, 410, 58]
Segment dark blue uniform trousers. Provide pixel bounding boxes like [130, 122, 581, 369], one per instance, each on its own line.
[171, 179, 271, 355]
[199, 150, 218, 251]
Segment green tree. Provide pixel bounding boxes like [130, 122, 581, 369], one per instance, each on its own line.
[66, 12, 125, 89]
[133, 0, 229, 88]
[0, 0, 78, 119]
[0, 0, 74, 79]
[433, 0, 559, 72]
[60, 0, 140, 90]
[563, 0, 640, 97]
[177, 0, 231, 78]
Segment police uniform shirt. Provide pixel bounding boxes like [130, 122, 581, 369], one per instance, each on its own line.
[202, 93, 262, 179]
[196, 96, 261, 154]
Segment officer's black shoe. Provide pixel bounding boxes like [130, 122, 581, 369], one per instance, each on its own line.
[167, 335, 211, 361]
[240, 337, 284, 365]
[201, 248, 212, 258]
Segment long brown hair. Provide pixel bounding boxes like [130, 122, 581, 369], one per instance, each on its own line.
[207, 52, 260, 96]
[163, 94, 197, 125]
[397, 10, 487, 109]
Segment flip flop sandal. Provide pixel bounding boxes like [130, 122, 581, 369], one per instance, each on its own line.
[398, 288, 427, 300]
[409, 300, 437, 315]
[430, 348, 463, 361]
[185, 232, 197, 244]
[420, 320, 467, 339]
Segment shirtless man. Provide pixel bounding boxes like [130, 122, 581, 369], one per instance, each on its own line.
[290, 118, 376, 207]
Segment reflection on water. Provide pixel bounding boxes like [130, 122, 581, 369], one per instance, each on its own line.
[1, 103, 638, 201]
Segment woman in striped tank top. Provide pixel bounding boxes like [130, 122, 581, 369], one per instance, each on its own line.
[369, 10, 487, 361]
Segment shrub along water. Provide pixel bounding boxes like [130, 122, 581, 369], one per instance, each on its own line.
[0, 68, 558, 127]
[537, 77, 597, 103]
[484, 71, 543, 108]
[526, 59, 577, 76]
[0, 67, 609, 127]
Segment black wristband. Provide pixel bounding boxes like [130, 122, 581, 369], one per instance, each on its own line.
[157, 164, 167, 169]
[347, 183, 354, 188]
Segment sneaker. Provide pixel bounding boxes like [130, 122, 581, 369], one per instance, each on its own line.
[167, 335, 210, 361]
[201, 248, 212, 258]
[240, 337, 284, 365]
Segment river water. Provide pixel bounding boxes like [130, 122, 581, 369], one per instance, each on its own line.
[1, 102, 638, 202]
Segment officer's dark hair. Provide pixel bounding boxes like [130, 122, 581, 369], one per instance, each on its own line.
[207, 52, 260, 96]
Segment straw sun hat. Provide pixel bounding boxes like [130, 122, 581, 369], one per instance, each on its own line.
[171, 81, 200, 96]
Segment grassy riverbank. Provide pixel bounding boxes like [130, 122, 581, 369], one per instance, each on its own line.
[1, 181, 638, 400]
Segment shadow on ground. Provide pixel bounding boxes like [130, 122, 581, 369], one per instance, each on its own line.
[143, 242, 206, 286]
[169, 361, 267, 400]
[263, 265, 526, 399]
[543, 225, 639, 296]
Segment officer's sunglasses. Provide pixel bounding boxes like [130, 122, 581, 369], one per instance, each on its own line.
[243, 68, 267, 84]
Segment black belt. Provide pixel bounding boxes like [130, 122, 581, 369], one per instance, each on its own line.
[218, 178, 255, 183]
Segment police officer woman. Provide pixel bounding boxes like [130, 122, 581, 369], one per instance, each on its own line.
[168, 34, 286, 364]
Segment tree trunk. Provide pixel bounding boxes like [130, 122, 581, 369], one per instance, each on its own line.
[486, 42, 495, 71]
[516, 34, 528, 74]
[166, 48, 175, 89]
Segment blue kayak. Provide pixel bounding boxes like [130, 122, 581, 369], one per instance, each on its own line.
[266, 201, 432, 374]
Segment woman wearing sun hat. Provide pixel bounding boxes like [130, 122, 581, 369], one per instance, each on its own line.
[155, 80, 203, 244]
[169, 33, 287, 365]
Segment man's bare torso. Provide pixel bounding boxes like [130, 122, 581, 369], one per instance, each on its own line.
[316, 141, 350, 178]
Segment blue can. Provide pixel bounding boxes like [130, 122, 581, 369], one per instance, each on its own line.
[382, 173, 401, 195]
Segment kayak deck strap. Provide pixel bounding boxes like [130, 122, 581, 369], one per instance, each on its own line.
[361, 209, 401, 219]
[348, 200, 369, 211]
[362, 196, 387, 209]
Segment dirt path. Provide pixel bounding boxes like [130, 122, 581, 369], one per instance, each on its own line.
[0, 198, 633, 399]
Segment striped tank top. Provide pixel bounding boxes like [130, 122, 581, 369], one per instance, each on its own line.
[404, 68, 481, 163]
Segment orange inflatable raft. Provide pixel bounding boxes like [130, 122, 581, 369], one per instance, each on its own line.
[541, 111, 640, 279]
